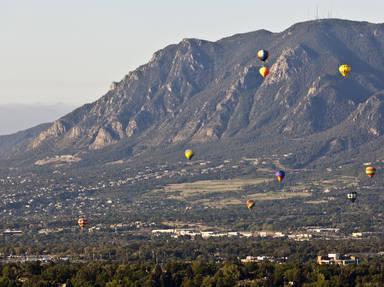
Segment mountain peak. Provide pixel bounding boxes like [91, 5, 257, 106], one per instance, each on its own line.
[4, 19, 384, 167]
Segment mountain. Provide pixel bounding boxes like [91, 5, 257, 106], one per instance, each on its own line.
[0, 103, 75, 135]
[3, 19, 384, 168]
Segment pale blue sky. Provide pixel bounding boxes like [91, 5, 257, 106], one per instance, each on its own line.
[1, 0, 383, 105]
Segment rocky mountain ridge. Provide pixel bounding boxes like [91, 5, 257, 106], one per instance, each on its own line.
[2, 19, 384, 167]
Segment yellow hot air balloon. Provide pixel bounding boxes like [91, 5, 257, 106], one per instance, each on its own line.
[184, 149, 194, 160]
[365, 166, 376, 178]
[259, 66, 269, 78]
[246, 199, 255, 210]
[339, 64, 351, 77]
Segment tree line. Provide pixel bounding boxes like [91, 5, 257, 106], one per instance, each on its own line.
[0, 258, 383, 286]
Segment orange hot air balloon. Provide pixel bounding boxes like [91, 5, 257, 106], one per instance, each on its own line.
[246, 199, 255, 210]
[365, 166, 376, 178]
[78, 216, 88, 230]
[259, 66, 269, 78]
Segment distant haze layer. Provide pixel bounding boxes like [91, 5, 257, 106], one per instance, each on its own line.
[0, 104, 74, 135]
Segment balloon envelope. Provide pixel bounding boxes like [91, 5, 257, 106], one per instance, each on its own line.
[257, 49, 269, 62]
[259, 66, 269, 78]
[184, 149, 194, 160]
[275, 170, 285, 183]
[246, 199, 255, 209]
[339, 64, 351, 77]
[347, 191, 357, 203]
[78, 216, 88, 229]
[365, 166, 376, 178]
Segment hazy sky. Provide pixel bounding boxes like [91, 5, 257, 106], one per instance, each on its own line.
[1, 0, 383, 106]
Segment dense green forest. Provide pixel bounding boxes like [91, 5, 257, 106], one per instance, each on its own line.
[0, 238, 382, 286]
[0, 259, 383, 286]
[0, 238, 383, 263]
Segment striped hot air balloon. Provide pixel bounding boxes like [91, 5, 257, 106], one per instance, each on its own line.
[257, 49, 269, 62]
[365, 166, 376, 178]
[259, 66, 269, 78]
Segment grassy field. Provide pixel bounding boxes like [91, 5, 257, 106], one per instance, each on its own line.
[159, 178, 271, 199]
[313, 176, 359, 187]
[305, 200, 329, 205]
[194, 191, 312, 208]
[152, 178, 311, 207]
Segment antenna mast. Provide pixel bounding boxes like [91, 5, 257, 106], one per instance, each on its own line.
[316, 5, 319, 20]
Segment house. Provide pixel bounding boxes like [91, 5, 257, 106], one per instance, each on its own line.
[288, 233, 312, 241]
[3, 229, 23, 236]
[317, 253, 359, 265]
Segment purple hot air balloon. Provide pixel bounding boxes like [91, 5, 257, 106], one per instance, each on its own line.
[275, 170, 285, 183]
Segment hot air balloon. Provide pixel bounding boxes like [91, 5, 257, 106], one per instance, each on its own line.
[347, 191, 357, 203]
[184, 149, 194, 160]
[365, 166, 376, 178]
[259, 66, 269, 78]
[275, 170, 285, 183]
[246, 199, 255, 210]
[339, 64, 351, 77]
[78, 216, 88, 230]
[257, 49, 269, 62]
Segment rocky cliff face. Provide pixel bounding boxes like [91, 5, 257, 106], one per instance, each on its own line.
[3, 19, 384, 166]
